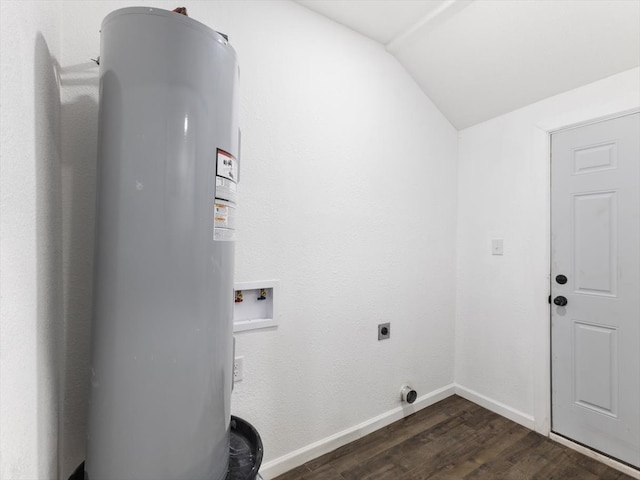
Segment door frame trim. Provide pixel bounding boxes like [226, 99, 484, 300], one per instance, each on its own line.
[548, 108, 640, 134]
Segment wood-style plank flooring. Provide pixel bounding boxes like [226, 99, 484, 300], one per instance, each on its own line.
[274, 395, 636, 480]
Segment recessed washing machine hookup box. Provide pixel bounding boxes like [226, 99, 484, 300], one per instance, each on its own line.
[233, 280, 279, 332]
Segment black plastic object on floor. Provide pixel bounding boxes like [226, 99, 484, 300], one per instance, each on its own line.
[228, 416, 263, 480]
[69, 416, 263, 480]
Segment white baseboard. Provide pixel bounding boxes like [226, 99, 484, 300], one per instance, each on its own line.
[258, 383, 456, 480]
[549, 433, 640, 480]
[454, 384, 536, 430]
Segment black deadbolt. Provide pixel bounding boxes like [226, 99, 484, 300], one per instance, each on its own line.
[381, 327, 389, 336]
[556, 274, 567, 285]
[553, 296, 568, 307]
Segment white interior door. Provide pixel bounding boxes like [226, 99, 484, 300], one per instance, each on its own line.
[551, 112, 640, 468]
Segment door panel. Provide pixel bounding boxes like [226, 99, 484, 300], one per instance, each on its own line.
[573, 191, 617, 295]
[551, 113, 640, 468]
[572, 141, 617, 174]
[573, 321, 618, 416]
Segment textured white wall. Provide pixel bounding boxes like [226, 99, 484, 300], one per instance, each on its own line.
[0, 1, 63, 479]
[455, 68, 640, 431]
[55, 0, 458, 478]
[226, 1, 458, 470]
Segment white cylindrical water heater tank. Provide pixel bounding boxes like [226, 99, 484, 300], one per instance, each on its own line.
[86, 8, 239, 480]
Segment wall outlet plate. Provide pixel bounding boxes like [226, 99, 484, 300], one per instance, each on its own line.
[234, 356, 244, 382]
[378, 322, 391, 340]
[492, 238, 504, 255]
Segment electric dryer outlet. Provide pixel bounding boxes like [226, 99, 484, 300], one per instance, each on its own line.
[378, 323, 391, 340]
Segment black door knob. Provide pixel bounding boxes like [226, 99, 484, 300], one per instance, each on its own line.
[553, 296, 568, 306]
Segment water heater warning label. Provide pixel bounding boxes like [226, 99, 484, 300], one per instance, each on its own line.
[216, 149, 238, 184]
[214, 149, 238, 242]
[216, 177, 237, 204]
[214, 200, 236, 242]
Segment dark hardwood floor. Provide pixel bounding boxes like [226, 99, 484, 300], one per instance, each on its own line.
[274, 395, 636, 480]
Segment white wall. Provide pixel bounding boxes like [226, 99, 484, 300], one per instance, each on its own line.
[455, 67, 640, 432]
[52, 1, 459, 478]
[0, 1, 63, 479]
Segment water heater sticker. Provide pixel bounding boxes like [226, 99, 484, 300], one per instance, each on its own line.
[216, 149, 238, 184]
[215, 149, 237, 241]
[214, 200, 236, 242]
[216, 177, 237, 204]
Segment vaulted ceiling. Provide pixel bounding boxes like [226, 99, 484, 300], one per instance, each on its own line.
[296, 0, 640, 129]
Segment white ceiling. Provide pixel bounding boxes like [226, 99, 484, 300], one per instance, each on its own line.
[296, 0, 640, 129]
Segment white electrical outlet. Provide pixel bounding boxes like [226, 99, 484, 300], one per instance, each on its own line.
[234, 356, 244, 382]
[492, 238, 504, 255]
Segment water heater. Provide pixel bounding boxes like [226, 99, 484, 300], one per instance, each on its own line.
[86, 8, 239, 480]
